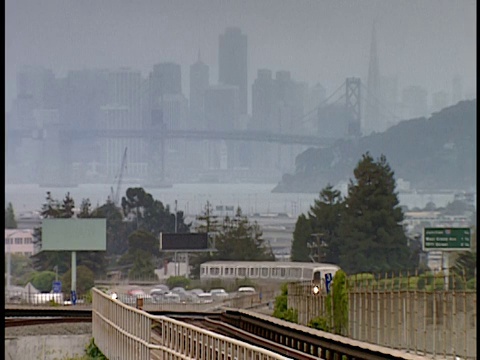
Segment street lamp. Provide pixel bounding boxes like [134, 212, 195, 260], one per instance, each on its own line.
[5, 230, 29, 289]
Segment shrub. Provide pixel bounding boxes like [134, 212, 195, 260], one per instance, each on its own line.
[272, 283, 298, 323]
[85, 338, 107, 359]
[308, 316, 331, 332]
[166, 275, 190, 289]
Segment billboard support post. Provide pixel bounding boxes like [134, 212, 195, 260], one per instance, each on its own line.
[71, 251, 76, 301]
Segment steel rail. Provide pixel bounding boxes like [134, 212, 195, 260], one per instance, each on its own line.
[5, 317, 92, 327]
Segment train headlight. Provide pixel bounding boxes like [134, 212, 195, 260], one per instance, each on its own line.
[312, 285, 320, 295]
[111, 292, 118, 300]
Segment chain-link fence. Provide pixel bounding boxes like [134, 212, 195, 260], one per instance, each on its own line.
[288, 271, 476, 359]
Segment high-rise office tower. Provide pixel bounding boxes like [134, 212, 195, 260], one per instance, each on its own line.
[204, 85, 240, 169]
[151, 62, 182, 96]
[219, 27, 248, 114]
[252, 69, 274, 131]
[61, 68, 109, 129]
[107, 67, 143, 127]
[15, 65, 57, 110]
[189, 51, 210, 129]
[12, 65, 57, 130]
[147, 62, 182, 127]
[364, 23, 381, 135]
[104, 68, 146, 180]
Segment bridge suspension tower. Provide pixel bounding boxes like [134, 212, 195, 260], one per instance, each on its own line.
[345, 77, 362, 137]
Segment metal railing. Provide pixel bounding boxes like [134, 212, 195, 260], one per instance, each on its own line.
[92, 287, 291, 359]
[5, 289, 91, 306]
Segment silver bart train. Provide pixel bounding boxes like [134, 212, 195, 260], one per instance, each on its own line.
[200, 261, 340, 286]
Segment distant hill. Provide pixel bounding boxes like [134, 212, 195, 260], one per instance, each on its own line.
[273, 100, 476, 193]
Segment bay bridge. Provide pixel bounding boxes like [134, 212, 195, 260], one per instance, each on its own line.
[6, 77, 398, 185]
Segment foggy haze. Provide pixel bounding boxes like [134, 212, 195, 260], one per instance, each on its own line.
[5, 0, 476, 112]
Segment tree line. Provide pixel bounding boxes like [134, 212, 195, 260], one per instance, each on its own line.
[5, 186, 275, 289]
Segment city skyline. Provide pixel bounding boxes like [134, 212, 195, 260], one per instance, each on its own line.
[6, 0, 476, 116]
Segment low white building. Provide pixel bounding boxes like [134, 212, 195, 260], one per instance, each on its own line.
[4, 229, 35, 257]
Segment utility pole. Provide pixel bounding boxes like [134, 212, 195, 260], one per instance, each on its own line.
[174, 199, 178, 276]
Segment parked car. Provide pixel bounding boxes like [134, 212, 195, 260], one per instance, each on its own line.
[151, 284, 169, 293]
[209, 288, 229, 300]
[196, 292, 213, 304]
[188, 288, 205, 296]
[237, 286, 256, 294]
[162, 292, 181, 303]
[150, 287, 169, 297]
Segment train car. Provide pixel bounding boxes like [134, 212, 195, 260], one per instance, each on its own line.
[199, 260, 340, 286]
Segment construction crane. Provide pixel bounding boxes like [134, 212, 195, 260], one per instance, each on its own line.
[110, 147, 127, 206]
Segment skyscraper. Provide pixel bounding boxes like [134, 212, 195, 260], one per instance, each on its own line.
[189, 50, 209, 129]
[148, 62, 182, 119]
[104, 68, 146, 180]
[252, 69, 274, 131]
[364, 23, 381, 135]
[219, 27, 248, 114]
[204, 85, 240, 169]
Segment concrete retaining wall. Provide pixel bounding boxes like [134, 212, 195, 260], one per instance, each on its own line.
[5, 335, 91, 360]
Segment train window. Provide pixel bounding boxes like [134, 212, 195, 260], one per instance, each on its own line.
[280, 268, 286, 278]
[289, 267, 301, 279]
[313, 271, 322, 282]
[238, 267, 246, 277]
[201, 267, 206, 275]
[261, 267, 269, 277]
[303, 268, 313, 280]
[271, 268, 278, 277]
[249, 267, 259, 277]
[210, 267, 220, 276]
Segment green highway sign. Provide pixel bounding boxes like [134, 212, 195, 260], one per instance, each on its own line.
[423, 227, 471, 251]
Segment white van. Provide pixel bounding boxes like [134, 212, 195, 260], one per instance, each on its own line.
[237, 286, 256, 294]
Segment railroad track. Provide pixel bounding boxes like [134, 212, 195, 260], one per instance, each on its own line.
[166, 315, 319, 360]
[5, 317, 91, 327]
[166, 310, 428, 360]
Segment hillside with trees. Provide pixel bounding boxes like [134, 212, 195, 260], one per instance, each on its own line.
[273, 100, 476, 193]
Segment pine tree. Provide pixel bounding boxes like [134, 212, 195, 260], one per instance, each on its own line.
[214, 207, 274, 261]
[31, 192, 75, 273]
[338, 153, 410, 273]
[290, 214, 312, 262]
[5, 202, 17, 229]
[308, 184, 344, 264]
[32, 192, 107, 278]
[189, 201, 220, 278]
[195, 201, 220, 234]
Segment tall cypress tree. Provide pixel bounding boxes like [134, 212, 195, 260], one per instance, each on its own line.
[290, 214, 312, 262]
[338, 153, 410, 273]
[5, 202, 17, 229]
[308, 184, 344, 265]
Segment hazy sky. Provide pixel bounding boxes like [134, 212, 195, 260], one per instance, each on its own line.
[5, 0, 476, 113]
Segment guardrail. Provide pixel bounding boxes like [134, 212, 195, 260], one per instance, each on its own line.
[92, 287, 291, 359]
